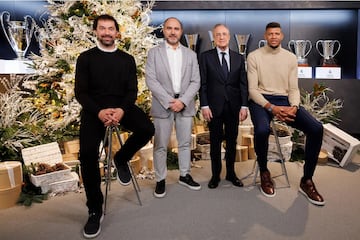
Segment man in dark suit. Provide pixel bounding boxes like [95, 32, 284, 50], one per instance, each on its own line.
[199, 23, 248, 189]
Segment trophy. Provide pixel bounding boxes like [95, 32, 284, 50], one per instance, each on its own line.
[288, 40, 312, 66]
[234, 34, 251, 56]
[316, 40, 341, 66]
[208, 30, 215, 48]
[258, 40, 267, 48]
[184, 34, 199, 52]
[1, 11, 36, 59]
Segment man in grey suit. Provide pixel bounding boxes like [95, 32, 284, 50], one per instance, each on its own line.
[145, 17, 201, 198]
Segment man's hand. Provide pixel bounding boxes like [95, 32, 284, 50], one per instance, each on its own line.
[98, 108, 124, 126]
[201, 108, 213, 122]
[272, 105, 297, 123]
[239, 108, 248, 122]
[169, 99, 185, 112]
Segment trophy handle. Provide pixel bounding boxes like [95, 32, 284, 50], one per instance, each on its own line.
[332, 40, 341, 57]
[208, 30, 215, 48]
[24, 15, 36, 55]
[316, 40, 324, 58]
[287, 40, 295, 52]
[258, 40, 266, 48]
[304, 40, 312, 57]
[0, 11, 13, 49]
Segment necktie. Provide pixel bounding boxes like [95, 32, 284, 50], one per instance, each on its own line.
[221, 52, 228, 79]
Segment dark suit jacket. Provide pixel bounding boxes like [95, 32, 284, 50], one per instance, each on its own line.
[199, 48, 248, 117]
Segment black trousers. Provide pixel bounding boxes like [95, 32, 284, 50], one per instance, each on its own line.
[249, 95, 323, 180]
[208, 102, 239, 179]
[79, 105, 154, 213]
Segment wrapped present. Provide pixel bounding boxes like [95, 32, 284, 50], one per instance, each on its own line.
[0, 161, 23, 189]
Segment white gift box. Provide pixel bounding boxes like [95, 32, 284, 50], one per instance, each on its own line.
[22, 142, 73, 188]
[268, 141, 293, 162]
[321, 123, 360, 167]
[40, 172, 79, 194]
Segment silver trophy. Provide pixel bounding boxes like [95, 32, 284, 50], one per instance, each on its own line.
[208, 30, 215, 48]
[288, 40, 312, 66]
[258, 40, 267, 48]
[316, 40, 341, 66]
[184, 34, 199, 52]
[234, 34, 251, 56]
[1, 11, 36, 59]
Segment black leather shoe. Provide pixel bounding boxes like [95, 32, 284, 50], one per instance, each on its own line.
[225, 176, 244, 187]
[208, 177, 220, 189]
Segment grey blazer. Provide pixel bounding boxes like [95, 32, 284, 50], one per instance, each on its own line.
[145, 42, 200, 118]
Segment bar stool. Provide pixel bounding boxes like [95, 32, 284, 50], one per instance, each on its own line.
[99, 125, 142, 215]
[252, 120, 291, 188]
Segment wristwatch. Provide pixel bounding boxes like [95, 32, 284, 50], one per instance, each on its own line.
[267, 104, 274, 113]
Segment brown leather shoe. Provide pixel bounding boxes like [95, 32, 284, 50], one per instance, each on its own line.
[260, 170, 276, 197]
[299, 179, 325, 206]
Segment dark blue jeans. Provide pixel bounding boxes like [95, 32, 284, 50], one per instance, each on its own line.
[249, 95, 323, 180]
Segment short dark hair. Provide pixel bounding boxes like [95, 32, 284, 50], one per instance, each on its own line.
[266, 22, 281, 30]
[93, 14, 119, 31]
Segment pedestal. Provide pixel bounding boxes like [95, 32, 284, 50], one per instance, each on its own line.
[315, 67, 341, 79]
[298, 66, 312, 79]
[0, 59, 35, 74]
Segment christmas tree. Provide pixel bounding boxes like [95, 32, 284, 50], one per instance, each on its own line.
[1, 0, 158, 160]
[24, 0, 158, 136]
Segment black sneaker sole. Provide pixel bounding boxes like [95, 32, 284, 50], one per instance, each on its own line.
[153, 190, 166, 198]
[83, 214, 104, 239]
[178, 180, 201, 190]
[117, 173, 131, 186]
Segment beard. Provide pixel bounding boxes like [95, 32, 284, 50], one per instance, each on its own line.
[166, 35, 180, 46]
[97, 35, 115, 47]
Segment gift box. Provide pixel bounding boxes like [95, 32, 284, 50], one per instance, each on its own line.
[63, 139, 80, 154]
[268, 141, 293, 161]
[322, 123, 360, 167]
[0, 161, 23, 189]
[40, 172, 79, 194]
[0, 184, 22, 209]
[22, 142, 72, 188]
[235, 145, 248, 162]
[130, 156, 141, 174]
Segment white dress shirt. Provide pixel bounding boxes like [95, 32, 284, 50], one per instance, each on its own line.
[166, 42, 182, 94]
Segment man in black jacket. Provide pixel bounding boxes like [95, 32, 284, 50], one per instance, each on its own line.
[199, 23, 248, 189]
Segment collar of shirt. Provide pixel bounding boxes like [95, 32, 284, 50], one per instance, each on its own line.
[165, 41, 181, 50]
[216, 47, 229, 56]
[97, 43, 117, 53]
[216, 47, 230, 70]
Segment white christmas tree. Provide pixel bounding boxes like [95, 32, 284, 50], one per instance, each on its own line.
[23, 0, 158, 135]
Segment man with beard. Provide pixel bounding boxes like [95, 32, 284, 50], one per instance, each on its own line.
[75, 14, 154, 238]
[247, 22, 325, 206]
[146, 17, 201, 198]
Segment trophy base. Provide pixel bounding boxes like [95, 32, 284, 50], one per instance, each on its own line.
[297, 58, 308, 66]
[298, 63, 309, 67]
[321, 58, 339, 67]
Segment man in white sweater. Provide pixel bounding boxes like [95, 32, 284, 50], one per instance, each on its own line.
[247, 22, 325, 206]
